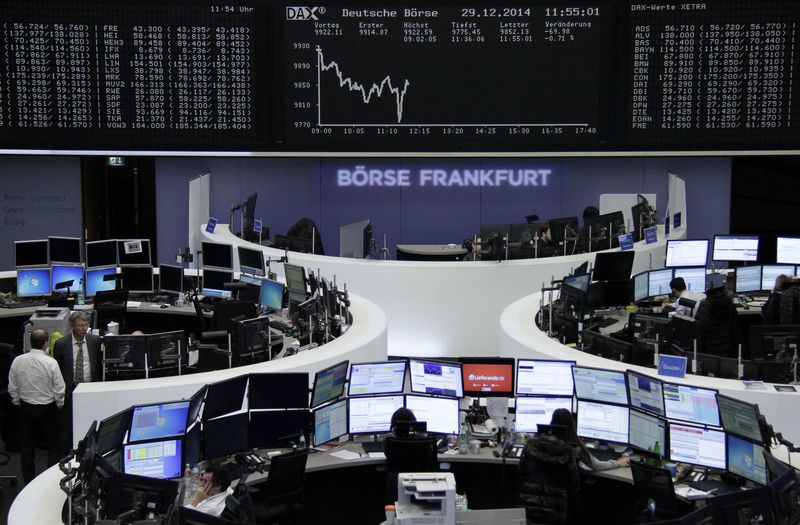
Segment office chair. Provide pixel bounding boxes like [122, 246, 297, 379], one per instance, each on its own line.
[384, 437, 439, 504]
[93, 289, 129, 333]
[211, 300, 258, 333]
[630, 461, 691, 522]
[222, 473, 257, 523]
[255, 448, 309, 525]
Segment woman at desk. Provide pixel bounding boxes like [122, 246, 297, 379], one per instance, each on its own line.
[550, 408, 631, 472]
[762, 274, 790, 325]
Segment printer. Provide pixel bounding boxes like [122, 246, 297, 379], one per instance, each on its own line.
[396, 472, 456, 525]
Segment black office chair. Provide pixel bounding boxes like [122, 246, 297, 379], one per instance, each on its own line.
[94, 289, 129, 333]
[223, 473, 257, 523]
[255, 448, 309, 524]
[384, 437, 439, 504]
[630, 461, 691, 522]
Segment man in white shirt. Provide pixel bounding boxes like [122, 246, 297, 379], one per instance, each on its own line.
[185, 465, 233, 517]
[670, 277, 706, 318]
[9, 328, 66, 484]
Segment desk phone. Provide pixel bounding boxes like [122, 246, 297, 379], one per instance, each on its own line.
[503, 444, 524, 459]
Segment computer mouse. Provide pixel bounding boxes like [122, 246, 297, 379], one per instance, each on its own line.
[160, 303, 169, 309]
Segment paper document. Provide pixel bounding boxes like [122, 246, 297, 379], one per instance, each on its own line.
[368, 452, 386, 459]
[126, 301, 141, 308]
[329, 449, 361, 461]
[675, 486, 715, 498]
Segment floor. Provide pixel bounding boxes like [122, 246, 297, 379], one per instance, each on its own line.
[0, 441, 49, 525]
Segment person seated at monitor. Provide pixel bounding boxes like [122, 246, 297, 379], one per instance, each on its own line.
[549, 408, 630, 472]
[185, 465, 233, 517]
[779, 277, 800, 325]
[669, 277, 706, 318]
[388, 407, 418, 438]
[578, 206, 600, 243]
[762, 274, 791, 325]
[694, 285, 739, 358]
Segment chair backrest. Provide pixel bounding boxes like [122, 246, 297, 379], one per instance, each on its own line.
[265, 448, 309, 502]
[384, 437, 439, 474]
[630, 461, 683, 519]
[223, 483, 257, 523]
[212, 300, 258, 332]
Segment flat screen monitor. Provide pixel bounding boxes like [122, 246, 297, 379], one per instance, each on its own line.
[648, 269, 674, 297]
[96, 408, 132, 456]
[404, 395, 460, 435]
[629, 409, 666, 458]
[668, 422, 726, 469]
[123, 438, 183, 479]
[749, 324, 800, 360]
[49, 236, 81, 264]
[666, 239, 709, 268]
[663, 383, 720, 427]
[259, 278, 284, 310]
[339, 219, 372, 258]
[347, 395, 405, 435]
[202, 376, 248, 421]
[633, 272, 649, 302]
[51, 264, 84, 293]
[120, 266, 154, 293]
[592, 251, 635, 282]
[576, 401, 629, 445]
[86, 267, 118, 297]
[283, 263, 307, 293]
[237, 274, 261, 304]
[201, 269, 233, 299]
[713, 235, 759, 262]
[204, 413, 248, 460]
[460, 357, 515, 397]
[409, 359, 463, 398]
[717, 393, 763, 444]
[777, 237, 800, 265]
[313, 399, 348, 446]
[672, 267, 706, 293]
[735, 266, 762, 294]
[572, 366, 628, 405]
[563, 273, 590, 293]
[516, 359, 575, 397]
[311, 360, 349, 409]
[117, 240, 152, 266]
[187, 386, 207, 426]
[158, 264, 183, 294]
[16, 268, 51, 297]
[200, 242, 233, 270]
[762, 265, 795, 292]
[183, 425, 201, 468]
[104, 472, 178, 520]
[514, 397, 573, 433]
[249, 410, 310, 449]
[249, 372, 309, 410]
[237, 246, 265, 276]
[128, 401, 190, 443]
[727, 434, 767, 485]
[548, 216, 579, 245]
[348, 361, 407, 397]
[85, 240, 118, 268]
[627, 370, 665, 417]
[14, 239, 49, 268]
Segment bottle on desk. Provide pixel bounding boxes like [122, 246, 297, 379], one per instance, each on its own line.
[458, 422, 472, 455]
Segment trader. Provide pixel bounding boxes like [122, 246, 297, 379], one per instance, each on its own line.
[694, 285, 738, 357]
[669, 277, 706, 318]
[185, 465, 233, 517]
[53, 311, 102, 452]
[8, 328, 65, 484]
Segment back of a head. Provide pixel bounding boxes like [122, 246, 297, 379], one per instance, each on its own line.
[30, 328, 50, 351]
[582, 206, 600, 220]
[549, 408, 578, 443]
[207, 464, 232, 491]
[669, 277, 687, 293]
[390, 407, 416, 437]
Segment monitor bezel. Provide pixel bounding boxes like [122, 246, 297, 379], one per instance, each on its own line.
[48, 236, 82, 265]
[200, 241, 234, 271]
[667, 421, 727, 470]
[312, 398, 349, 446]
[575, 399, 630, 446]
[117, 239, 152, 267]
[347, 394, 405, 435]
[311, 360, 350, 409]
[662, 381, 721, 428]
[515, 359, 576, 397]
[347, 360, 408, 397]
[128, 400, 191, 443]
[121, 437, 184, 480]
[626, 369, 665, 417]
[665, 239, 710, 269]
[85, 266, 119, 297]
[459, 356, 516, 397]
[85, 239, 118, 268]
[712, 234, 760, 263]
[403, 394, 460, 435]
[408, 358, 464, 399]
[14, 239, 49, 268]
[158, 264, 184, 294]
[776, 236, 800, 265]
[571, 365, 630, 406]
[16, 267, 52, 297]
[627, 407, 667, 458]
[716, 392, 764, 444]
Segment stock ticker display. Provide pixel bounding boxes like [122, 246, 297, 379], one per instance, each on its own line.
[0, 1, 798, 152]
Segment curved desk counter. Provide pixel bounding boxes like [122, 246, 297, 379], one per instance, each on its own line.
[203, 224, 678, 357]
[499, 291, 800, 443]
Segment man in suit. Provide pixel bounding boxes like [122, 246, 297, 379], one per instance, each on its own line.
[53, 310, 102, 452]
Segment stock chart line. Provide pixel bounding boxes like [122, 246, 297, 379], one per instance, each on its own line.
[316, 45, 411, 125]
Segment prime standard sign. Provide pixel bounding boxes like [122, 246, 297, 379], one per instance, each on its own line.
[336, 165, 552, 188]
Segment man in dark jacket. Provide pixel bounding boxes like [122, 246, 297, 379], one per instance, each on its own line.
[694, 286, 738, 358]
[518, 433, 581, 525]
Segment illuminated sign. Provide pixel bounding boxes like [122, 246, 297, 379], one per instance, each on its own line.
[336, 165, 551, 187]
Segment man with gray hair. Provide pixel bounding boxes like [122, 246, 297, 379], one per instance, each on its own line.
[53, 310, 102, 452]
[9, 328, 65, 483]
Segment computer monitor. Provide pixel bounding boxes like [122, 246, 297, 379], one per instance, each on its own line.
[633, 272, 649, 302]
[122, 438, 183, 479]
[204, 412, 248, 459]
[648, 269, 674, 297]
[516, 359, 575, 397]
[103, 335, 147, 374]
[563, 273, 590, 294]
[713, 235, 759, 262]
[199, 242, 232, 270]
[459, 357, 515, 397]
[582, 330, 633, 362]
[237, 246, 265, 276]
[548, 216, 579, 245]
[627, 370, 665, 417]
[49, 236, 81, 264]
[51, 264, 84, 294]
[716, 394, 762, 444]
[628, 409, 666, 458]
[592, 251, 635, 281]
[663, 382, 720, 427]
[762, 265, 795, 292]
[249, 410, 310, 449]
[673, 267, 706, 293]
[103, 472, 178, 520]
[201, 269, 233, 298]
[283, 263, 307, 293]
[234, 317, 270, 361]
[404, 395, 460, 435]
[16, 268, 51, 297]
[735, 265, 762, 294]
[666, 239, 709, 268]
[120, 266, 154, 293]
[576, 400, 629, 445]
[409, 359, 463, 398]
[347, 395, 405, 435]
[749, 325, 800, 360]
[202, 375, 248, 421]
[86, 267, 118, 297]
[339, 219, 372, 258]
[96, 408, 132, 456]
[147, 331, 183, 369]
[258, 278, 284, 310]
[128, 401, 190, 443]
[668, 422, 726, 469]
[187, 386, 207, 426]
[726, 434, 767, 485]
[86, 240, 118, 268]
[776, 237, 800, 265]
[249, 372, 309, 409]
[311, 360, 349, 409]
[514, 397, 573, 433]
[313, 399, 348, 446]
[14, 239, 49, 268]
[572, 366, 628, 405]
[183, 425, 201, 468]
[348, 361, 407, 396]
[158, 264, 183, 294]
[117, 240, 152, 266]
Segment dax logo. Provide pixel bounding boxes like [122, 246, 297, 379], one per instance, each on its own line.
[286, 6, 324, 20]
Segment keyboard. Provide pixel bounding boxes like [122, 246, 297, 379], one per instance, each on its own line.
[269, 319, 293, 332]
[1, 300, 47, 309]
[361, 441, 384, 453]
[590, 448, 622, 461]
[689, 479, 739, 495]
[595, 317, 618, 328]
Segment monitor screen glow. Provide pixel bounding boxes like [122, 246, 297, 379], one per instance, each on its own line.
[311, 360, 349, 408]
[514, 397, 573, 433]
[633, 272, 649, 302]
[629, 409, 666, 458]
[672, 267, 706, 293]
[16, 268, 51, 297]
[663, 383, 720, 427]
[201, 269, 233, 298]
[627, 371, 665, 417]
[460, 358, 514, 396]
[713, 235, 759, 262]
[666, 240, 709, 268]
[404, 395, 460, 435]
[123, 439, 183, 479]
[576, 401, 629, 444]
[347, 395, 405, 435]
[668, 423, 726, 469]
[51, 265, 84, 294]
[237, 246, 265, 276]
[717, 394, 762, 444]
[761, 265, 795, 292]
[727, 434, 767, 485]
[409, 359, 463, 398]
[572, 366, 628, 405]
[348, 361, 406, 396]
[516, 360, 575, 397]
[735, 266, 762, 294]
[648, 269, 674, 297]
[313, 399, 348, 446]
[259, 278, 284, 310]
[128, 401, 190, 442]
[86, 267, 117, 297]
[777, 237, 800, 265]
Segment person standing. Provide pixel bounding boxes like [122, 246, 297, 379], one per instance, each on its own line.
[8, 328, 65, 484]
